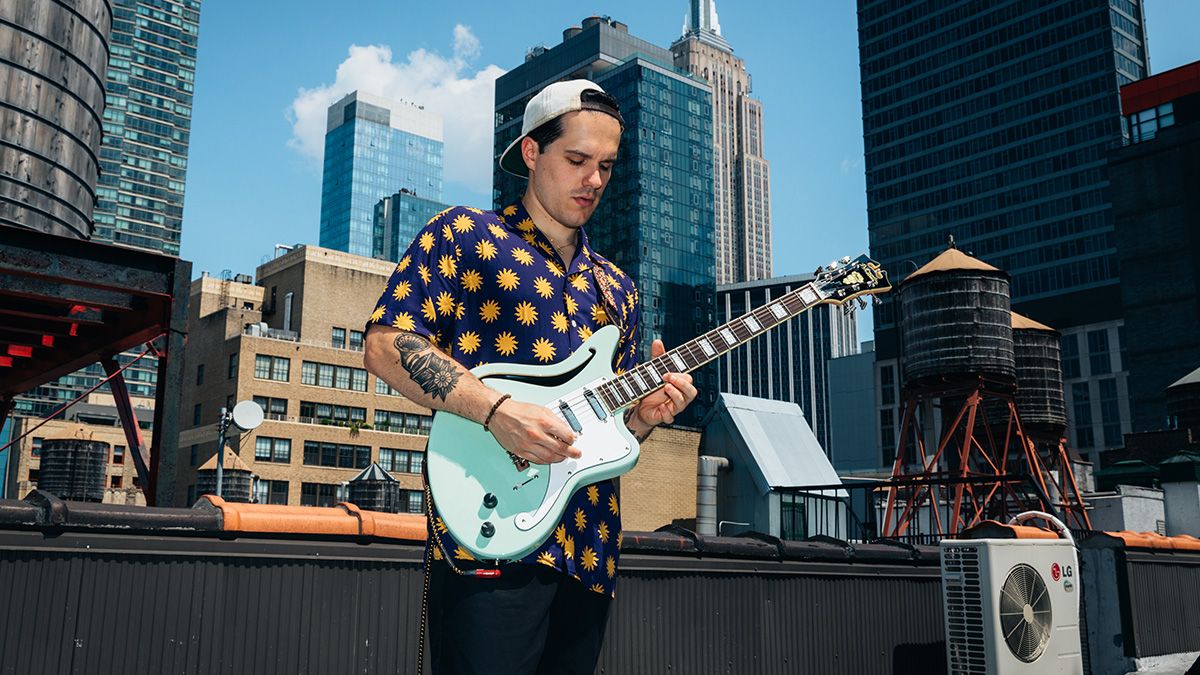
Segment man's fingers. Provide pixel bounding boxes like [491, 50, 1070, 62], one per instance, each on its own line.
[651, 338, 665, 358]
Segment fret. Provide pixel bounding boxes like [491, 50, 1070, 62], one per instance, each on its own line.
[698, 338, 715, 356]
[596, 384, 618, 412]
[669, 352, 687, 371]
[619, 379, 635, 400]
[647, 365, 662, 383]
[631, 371, 647, 391]
[769, 302, 787, 320]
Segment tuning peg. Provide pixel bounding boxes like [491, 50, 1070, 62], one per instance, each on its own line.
[840, 256, 851, 264]
[827, 260, 839, 270]
[842, 303, 855, 316]
[814, 266, 824, 275]
[857, 297, 868, 310]
[872, 296, 883, 306]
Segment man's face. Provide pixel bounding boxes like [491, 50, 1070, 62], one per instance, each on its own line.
[523, 110, 622, 230]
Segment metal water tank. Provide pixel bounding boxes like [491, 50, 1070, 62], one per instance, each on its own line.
[900, 248, 1015, 387]
[196, 447, 254, 503]
[0, 0, 112, 238]
[38, 425, 108, 502]
[1012, 312, 1067, 438]
[347, 463, 402, 513]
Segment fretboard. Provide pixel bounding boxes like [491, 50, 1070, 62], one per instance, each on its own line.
[593, 281, 826, 412]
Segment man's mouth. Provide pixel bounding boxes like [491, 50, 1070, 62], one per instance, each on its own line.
[572, 194, 595, 207]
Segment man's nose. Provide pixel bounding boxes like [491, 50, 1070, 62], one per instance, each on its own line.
[584, 167, 603, 189]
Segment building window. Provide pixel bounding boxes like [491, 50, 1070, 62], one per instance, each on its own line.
[252, 396, 288, 420]
[283, 292, 294, 332]
[32, 437, 42, 457]
[254, 355, 290, 381]
[879, 365, 895, 406]
[374, 410, 433, 435]
[299, 401, 365, 426]
[1072, 382, 1094, 449]
[1128, 102, 1175, 143]
[349, 330, 364, 352]
[196, 364, 205, 385]
[254, 437, 291, 463]
[400, 489, 425, 514]
[228, 352, 238, 379]
[376, 378, 402, 396]
[1061, 334, 1080, 380]
[254, 479, 289, 505]
[28, 468, 39, 484]
[1088, 330, 1111, 376]
[303, 441, 370, 469]
[301, 482, 339, 507]
[193, 404, 202, 426]
[380, 447, 425, 474]
[1099, 379, 1123, 447]
[110, 475, 122, 488]
[112, 445, 125, 464]
[190, 444, 198, 466]
[332, 327, 346, 349]
[880, 408, 895, 464]
[301, 361, 368, 392]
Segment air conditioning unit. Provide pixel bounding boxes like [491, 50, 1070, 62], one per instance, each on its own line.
[941, 512, 1083, 675]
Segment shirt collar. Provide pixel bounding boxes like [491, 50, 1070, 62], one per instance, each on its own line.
[499, 200, 596, 275]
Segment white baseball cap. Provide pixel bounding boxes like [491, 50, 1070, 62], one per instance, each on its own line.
[498, 79, 622, 178]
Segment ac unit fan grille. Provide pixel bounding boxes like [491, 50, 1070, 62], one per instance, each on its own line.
[999, 563, 1053, 663]
[943, 545, 985, 674]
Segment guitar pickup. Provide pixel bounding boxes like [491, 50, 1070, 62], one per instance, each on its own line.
[584, 389, 607, 420]
[559, 401, 582, 433]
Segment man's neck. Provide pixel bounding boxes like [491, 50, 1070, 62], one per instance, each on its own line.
[521, 193, 579, 257]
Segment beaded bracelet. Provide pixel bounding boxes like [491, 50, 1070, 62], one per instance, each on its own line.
[483, 393, 512, 432]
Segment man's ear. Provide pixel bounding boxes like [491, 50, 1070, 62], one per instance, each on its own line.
[521, 136, 539, 174]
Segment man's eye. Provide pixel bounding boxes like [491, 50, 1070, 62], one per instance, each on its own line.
[568, 159, 584, 166]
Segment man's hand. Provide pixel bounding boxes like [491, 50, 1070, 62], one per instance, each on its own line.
[627, 339, 698, 438]
[486, 397, 583, 465]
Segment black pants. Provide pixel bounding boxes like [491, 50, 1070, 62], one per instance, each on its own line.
[428, 561, 611, 675]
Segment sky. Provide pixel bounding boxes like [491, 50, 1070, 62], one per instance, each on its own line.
[179, 1, 1200, 342]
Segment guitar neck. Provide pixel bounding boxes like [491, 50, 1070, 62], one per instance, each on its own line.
[594, 281, 827, 412]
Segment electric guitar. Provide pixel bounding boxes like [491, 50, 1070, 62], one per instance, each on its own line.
[426, 254, 891, 561]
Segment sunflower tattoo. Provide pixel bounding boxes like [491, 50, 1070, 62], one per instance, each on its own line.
[393, 332, 462, 401]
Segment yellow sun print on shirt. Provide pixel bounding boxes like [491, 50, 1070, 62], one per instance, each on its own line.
[495, 332, 518, 356]
[496, 268, 520, 291]
[435, 291, 455, 317]
[452, 213, 474, 233]
[441, 224, 455, 242]
[487, 223, 509, 240]
[586, 485, 600, 505]
[606, 556, 616, 578]
[391, 280, 412, 301]
[597, 520, 609, 542]
[577, 325, 593, 341]
[455, 301, 465, 320]
[564, 295, 579, 315]
[570, 275, 589, 292]
[608, 494, 620, 516]
[438, 254, 457, 279]
[590, 583, 606, 594]
[421, 298, 437, 322]
[418, 264, 431, 285]
[479, 299, 501, 323]
[460, 269, 483, 292]
[591, 304, 609, 325]
[457, 331, 481, 354]
[514, 301, 538, 326]
[502, 205, 518, 217]
[545, 259, 565, 277]
[574, 508, 587, 532]
[453, 546, 474, 561]
[563, 535, 575, 560]
[554, 523, 568, 547]
[391, 312, 415, 331]
[536, 550, 556, 567]
[397, 255, 411, 272]
[475, 240, 497, 260]
[512, 247, 534, 266]
[580, 546, 599, 572]
[532, 338, 556, 363]
[551, 312, 568, 333]
[516, 217, 535, 232]
[418, 232, 435, 253]
[533, 276, 554, 299]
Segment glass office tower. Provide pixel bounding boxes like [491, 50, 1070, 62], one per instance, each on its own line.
[858, 0, 1148, 460]
[319, 91, 444, 259]
[494, 16, 718, 424]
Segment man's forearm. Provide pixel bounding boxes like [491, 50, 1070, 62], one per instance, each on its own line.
[364, 327, 501, 425]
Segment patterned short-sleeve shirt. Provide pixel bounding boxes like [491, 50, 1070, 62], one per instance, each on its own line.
[366, 200, 641, 597]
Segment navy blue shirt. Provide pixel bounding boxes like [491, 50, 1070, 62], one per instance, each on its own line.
[366, 201, 641, 596]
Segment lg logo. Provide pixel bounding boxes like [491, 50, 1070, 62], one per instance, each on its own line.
[1051, 562, 1074, 581]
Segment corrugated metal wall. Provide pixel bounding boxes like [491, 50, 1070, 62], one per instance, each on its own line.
[0, 529, 946, 675]
[1123, 550, 1200, 658]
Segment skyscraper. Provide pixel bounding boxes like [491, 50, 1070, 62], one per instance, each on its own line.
[493, 16, 718, 423]
[717, 274, 859, 453]
[318, 91, 444, 259]
[859, 0, 1149, 459]
[14, 0, 203, 418]
[671, 0, 773, 284]
[374, 189, 451, 264]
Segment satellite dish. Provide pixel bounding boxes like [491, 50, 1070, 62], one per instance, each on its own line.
[230, 400, 264, 431]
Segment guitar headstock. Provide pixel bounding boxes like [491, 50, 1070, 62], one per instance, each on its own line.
[812, 254, 891, 305]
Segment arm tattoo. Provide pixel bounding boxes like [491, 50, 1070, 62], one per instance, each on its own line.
[392, 332, 463, 401]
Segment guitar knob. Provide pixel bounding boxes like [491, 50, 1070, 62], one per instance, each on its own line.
[483, 493, 498, 509]
[480, 521, 495, 538]
[840, 256, 851, 264]
[827, 260, 838, 269]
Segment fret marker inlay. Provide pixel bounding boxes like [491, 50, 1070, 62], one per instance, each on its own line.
[720, 328, 736, 345]
[620, 380, 635, 399]
[670, 353, 687, 371]
[648, 368, 662, 383]
[698, 338, 715, 356]
[770, 303, 787, 319]
[800, 288, 818, 304]
[631, 372, 647, 391]
[744, 316, 761, 332]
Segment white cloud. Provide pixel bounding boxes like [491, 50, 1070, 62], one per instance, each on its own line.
[287, 25, 506, 195]
[840, 156, 862, 175]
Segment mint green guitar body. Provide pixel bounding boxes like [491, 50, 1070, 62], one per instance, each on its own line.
[426, 325, 638, 561]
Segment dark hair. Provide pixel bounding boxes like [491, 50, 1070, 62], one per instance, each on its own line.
[526, 89, 623, 154]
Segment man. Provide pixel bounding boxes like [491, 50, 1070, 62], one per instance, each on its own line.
[362, 79, 697, 674]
